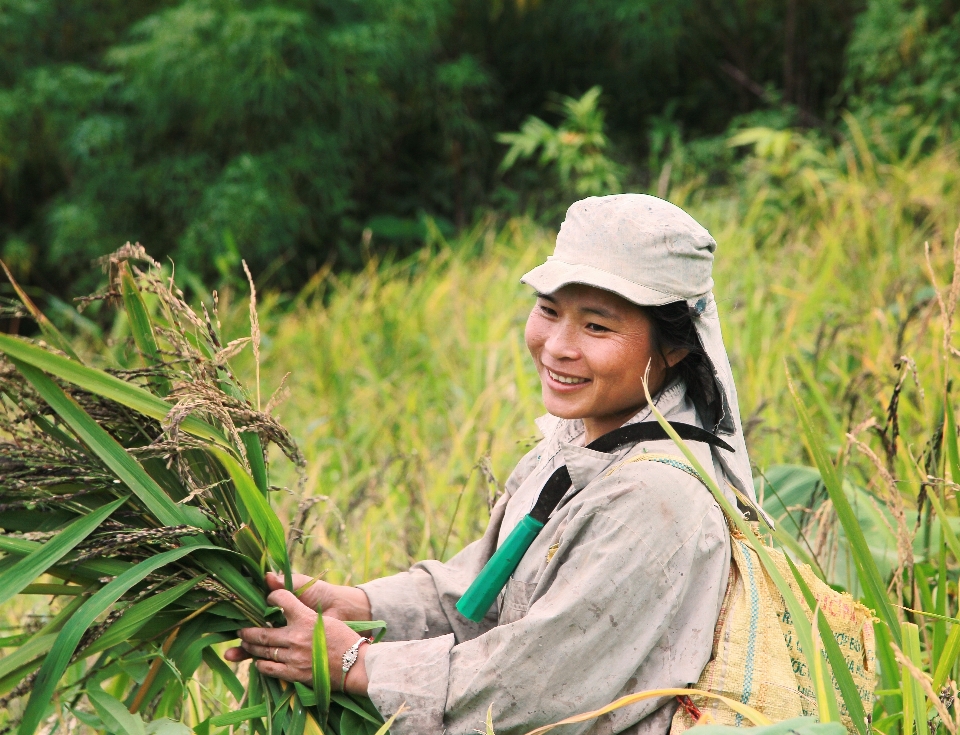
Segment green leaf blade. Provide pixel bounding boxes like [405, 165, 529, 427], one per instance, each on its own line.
[641, 378, 842, 725]
[0, 334, 227, 446]
[12, 358, 187, 528]
[210, 705, 268, 727]
[313, 611, 331, 723]
[933, 623, 960, 690]
[787, 374, 901, 646]
[0, 634, 56, 681]
[120, 263, 170, 396]
[201, 647, 245, 703]
[81, 576, 205, 657]
[784, 555, 868, 735]
[1, 260, 81, 362]
[211, 447, 291, 587]
[18, 544, 221, 735]
[87, 687, 147, 735]
[242, 431, 269, 496]
[0, 497, 126, 607]
[901, 622, 926, 735]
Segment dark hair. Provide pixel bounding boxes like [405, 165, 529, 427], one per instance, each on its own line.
[645, 301, 722, 433]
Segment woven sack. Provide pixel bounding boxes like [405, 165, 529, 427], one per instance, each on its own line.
[671, 525, 877, 735]
[603, 452, 876, 733]
[767, 548, 877, 727]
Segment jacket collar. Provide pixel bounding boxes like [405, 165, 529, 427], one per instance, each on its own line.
[536, 379, 694, 492]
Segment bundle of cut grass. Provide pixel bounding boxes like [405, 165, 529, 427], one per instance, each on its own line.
[0, 246, 387, 735]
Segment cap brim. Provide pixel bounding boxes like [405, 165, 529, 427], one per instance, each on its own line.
[520, 259, 680, 306]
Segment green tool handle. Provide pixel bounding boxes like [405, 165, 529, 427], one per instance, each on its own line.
[456, 514, 545, 622]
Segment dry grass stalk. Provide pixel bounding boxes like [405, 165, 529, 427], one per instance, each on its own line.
[243, 260, 262, 412]
[925, 224, 960, 360]
[846, 432, 914, 610]
[892, 643, 959, 735]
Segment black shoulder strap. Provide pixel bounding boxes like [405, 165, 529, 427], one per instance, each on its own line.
[529, 421, 732, 524]
[585, 420, 734, 454]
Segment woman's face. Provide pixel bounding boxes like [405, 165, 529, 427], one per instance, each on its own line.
[524, 284, 687, 442]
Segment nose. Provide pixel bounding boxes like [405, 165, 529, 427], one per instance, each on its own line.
[543, 319, 580, 361]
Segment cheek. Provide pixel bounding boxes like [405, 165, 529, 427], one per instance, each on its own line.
[627, 335, 658, 375]
[524, 313, 546, 357]
[591, 335, 655, 384]
[589, 341, 631, 380]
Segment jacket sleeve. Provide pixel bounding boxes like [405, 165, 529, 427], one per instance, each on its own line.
[362, 467, 730, 735]
[357, 444, 543, 642]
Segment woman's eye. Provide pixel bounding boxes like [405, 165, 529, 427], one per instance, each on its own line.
[539, 305, 558, 317]
[585, 323, 609, 333]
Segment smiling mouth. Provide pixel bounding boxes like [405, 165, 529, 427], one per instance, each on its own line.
[546, 368, 590, 385]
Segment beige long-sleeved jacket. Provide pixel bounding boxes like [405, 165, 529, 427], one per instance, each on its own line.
[358, 380, 732, 735]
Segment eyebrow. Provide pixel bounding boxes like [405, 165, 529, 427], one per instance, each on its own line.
[535, 293, 621, 321]
[581, 305, 619, 320]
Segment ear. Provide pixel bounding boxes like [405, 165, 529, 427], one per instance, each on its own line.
[663, 346, 689, 368]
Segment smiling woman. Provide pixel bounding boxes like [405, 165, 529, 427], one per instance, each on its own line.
[226, 194, 768, 735]
[526, 286, 691, 444]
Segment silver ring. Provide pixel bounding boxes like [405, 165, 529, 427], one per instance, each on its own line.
[273, 647, 280, 662]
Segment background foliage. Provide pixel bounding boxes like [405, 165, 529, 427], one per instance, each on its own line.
[2, 0, 959, 297]
[5, 0, 960, 732]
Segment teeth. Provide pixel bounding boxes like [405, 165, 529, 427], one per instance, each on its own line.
[548, 369, 589, 385]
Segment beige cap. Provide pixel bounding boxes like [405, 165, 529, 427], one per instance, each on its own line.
[520, 194, 716, 306]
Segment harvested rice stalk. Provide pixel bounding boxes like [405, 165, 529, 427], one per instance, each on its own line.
[0, 247, 384, 735]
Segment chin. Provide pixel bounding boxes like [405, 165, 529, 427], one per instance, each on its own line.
[541, 395, 586, 420]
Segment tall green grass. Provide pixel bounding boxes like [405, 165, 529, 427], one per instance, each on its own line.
[3, 123, 960, 733]
[224, 129, 960, 587]
[222, 124, 960, 731]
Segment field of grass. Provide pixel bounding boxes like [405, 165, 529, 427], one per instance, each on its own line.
[3, 123, 960, 734]
[226, 128, 960, 590]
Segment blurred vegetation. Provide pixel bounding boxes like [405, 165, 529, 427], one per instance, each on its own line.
[6, 0, 960, 731]
[3, 119, 960, 731]
[214, 122, 958, 584]
[2, 0, 959, 299]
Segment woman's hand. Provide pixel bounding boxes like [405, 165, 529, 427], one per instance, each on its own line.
[265, 572, 372, 622]
[223, 586, 370, 695]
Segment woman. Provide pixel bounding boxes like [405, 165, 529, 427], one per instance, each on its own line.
[225, 194, 768, 734]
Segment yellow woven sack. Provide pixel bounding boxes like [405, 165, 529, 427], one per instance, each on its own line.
[605, 452, 876, 733]
[671, 526, 877, 735]
[767, 549, 877, 726]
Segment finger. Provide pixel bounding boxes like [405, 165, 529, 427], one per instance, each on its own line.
[223, 646, 252, 662]
[254, 659, 311, 684]
[241, 642, 291, 663]
[294, 578, 325, 611]
[266, 572, 313, 593]
[291, 572, 314, 589]
[237, 627, 291, 647]
[268, 589, 317, 624]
